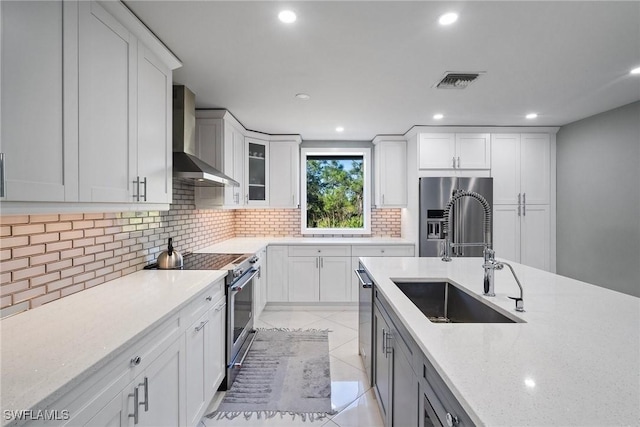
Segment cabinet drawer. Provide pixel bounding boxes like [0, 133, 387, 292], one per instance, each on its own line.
[352, 245, 414, 257]
[288, 245, 351, 257]
[180, 279, 225, 329]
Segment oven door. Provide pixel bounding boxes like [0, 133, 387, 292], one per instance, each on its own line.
[225, 267, 259, 388]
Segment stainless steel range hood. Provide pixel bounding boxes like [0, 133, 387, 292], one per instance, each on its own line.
[172, 85, 239, 187]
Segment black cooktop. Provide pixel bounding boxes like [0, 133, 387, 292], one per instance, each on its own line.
[145, 253, 250, 271]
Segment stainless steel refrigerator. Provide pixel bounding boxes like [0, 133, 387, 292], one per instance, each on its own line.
[419, 177, 493, 257]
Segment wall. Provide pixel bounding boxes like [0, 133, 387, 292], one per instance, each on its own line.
[1, 183, 402, 316]
[0, 182, 234, 317]
[556, 101, 640, 296]
[234, 208, 402, 237]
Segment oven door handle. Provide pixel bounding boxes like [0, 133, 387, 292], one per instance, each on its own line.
[230, 268, 259, 292]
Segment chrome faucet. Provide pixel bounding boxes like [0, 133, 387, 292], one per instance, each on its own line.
[441, 190, 524, 311]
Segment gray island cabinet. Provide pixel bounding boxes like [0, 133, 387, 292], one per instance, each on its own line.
[359, 256, 639, 427]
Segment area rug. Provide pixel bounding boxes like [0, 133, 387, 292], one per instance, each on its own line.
[206, 328, 335, 422]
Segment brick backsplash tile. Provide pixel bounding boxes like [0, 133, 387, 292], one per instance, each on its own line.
[0, 182, 400, 315]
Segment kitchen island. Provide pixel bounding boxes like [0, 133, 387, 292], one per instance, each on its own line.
[360, 256, 639, 426]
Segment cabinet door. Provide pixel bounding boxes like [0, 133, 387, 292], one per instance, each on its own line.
[266, 246, 289, 302]
[376, 141, 407, 207]
[319, 256, 351, 302]
[392, 344, 419, 427]
[1, 1, 77, 202]
[520, 204, 550, 271]
[520, 134, 550, 205]
[83, 388, 132, 427]
[78, 1, 136, 202]
[288, 257, 320, 302]
[138, 338, 185, 427]
[233, 128, 245, 206]
[269, 141, 299, 207]
[185, 312, 208, 426]
[491, 134, 521, 205]
[419, 134, 455, 169]
[246, 138, 269, 205]
[137, 45, 171, 204]
[373, 304, 392, 423]
[194, 118, 224, 208]
[493, 205, 521, 263]
[456, 133, 491, 169]
[208, 297, 226, 397]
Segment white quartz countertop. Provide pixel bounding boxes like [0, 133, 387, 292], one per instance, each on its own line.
[0, 269, 227, 422]
[196, 236, 414, 254]
[360, 257, 640, 426]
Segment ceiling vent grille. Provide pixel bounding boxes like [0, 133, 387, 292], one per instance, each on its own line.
[435, 72, 484, 89]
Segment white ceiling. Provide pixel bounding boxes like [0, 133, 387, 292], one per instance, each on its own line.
[125, 1, 640, 141]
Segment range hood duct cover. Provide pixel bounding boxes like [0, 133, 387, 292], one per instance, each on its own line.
[172, 85, 239, 187]
[435, 72, 484, 89]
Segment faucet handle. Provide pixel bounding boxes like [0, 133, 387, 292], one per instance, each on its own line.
[508, 296, 525, 312]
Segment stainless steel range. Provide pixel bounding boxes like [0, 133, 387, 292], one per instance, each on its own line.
[144, 251, 259, 389]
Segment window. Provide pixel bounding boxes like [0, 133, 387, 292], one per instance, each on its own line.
[301, 147, 371, 235]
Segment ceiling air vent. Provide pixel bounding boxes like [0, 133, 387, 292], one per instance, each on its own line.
[435, 72, 485, 89]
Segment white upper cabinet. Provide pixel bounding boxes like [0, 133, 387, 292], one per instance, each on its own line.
[136, 46, 172, 204]
[194, 111, 245, 208]
[419, 133, 490, 170]
[78, 1, 137, 203]
[269, 139, 300, 208]
[491, 133, 550, 205]
[245, 137, 268, 206]
[373, 138, 407, 207]
[0, 1, 77, 202]
[1, 1, 179, 211]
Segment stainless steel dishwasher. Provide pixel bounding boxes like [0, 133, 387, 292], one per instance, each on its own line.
[354, 262, 374, 386]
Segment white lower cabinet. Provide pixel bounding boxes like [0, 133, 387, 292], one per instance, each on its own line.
[253, 248, 268, 319]
[267, 246, 289, 302]
[287, 246, 352, 303]
[494, 204, 550, 270]
[270, 244, 414, 304]
[45, 279, 225, 427]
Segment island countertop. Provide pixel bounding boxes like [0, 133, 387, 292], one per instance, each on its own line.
[359, 256, 640, 426]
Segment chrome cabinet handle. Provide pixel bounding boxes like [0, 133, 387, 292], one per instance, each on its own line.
[320, 257, 324, 268]
[446, 412, 459, 427]
[457, 156, 460, 168]
[215, 302, 226, 312]
[316, 258, 319, 268]
[452, 156, 456, 168]
[517, 193, 521, 217]
[141, 177, 147, 202]
[385, 330, 393, 355]
[382, 329, 386, 355]
[139, 377, 149, 412]
[195, 319, 209, 332]
[133, 177, 140, 201]
[245, 194, 249, 203]
[382, 194, 385, 204]
[130, 356, 142, 366]
[206, 296, 212, 302]
[129, 387, 139, 424]
[0, 153, 5, 198]
[523, 193, 526, 216]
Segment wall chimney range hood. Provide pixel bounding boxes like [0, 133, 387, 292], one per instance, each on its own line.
[172, 85, 239, 187]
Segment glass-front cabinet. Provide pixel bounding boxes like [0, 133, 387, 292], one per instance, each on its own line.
[246, 138, 269, 205]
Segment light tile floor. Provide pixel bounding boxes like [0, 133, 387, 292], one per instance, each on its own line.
[200, 309, 384, 427]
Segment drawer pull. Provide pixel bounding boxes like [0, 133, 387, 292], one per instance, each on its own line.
[128, 387, 139, 424]
[139, 377, 149, 412]
[130, 356, 142, 366]
[195, 320, 209, 332]
[206, 296, 212, 302]
[215, 302, 227, 312]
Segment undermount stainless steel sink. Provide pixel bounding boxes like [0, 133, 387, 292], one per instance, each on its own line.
[393, 281, 523, 324]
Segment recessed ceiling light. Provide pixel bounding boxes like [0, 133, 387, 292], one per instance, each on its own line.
[278, 10, 296, 24]
[335, 126, 344, 132]
[630, 66, 640, 75]
[526, 113, 538, 119]
[433, 113, 444, 120]
[438, 12, 458, 26]
[295, 93, 310, 100]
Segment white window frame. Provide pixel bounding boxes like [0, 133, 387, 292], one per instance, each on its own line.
[300, 147, 371, 235]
